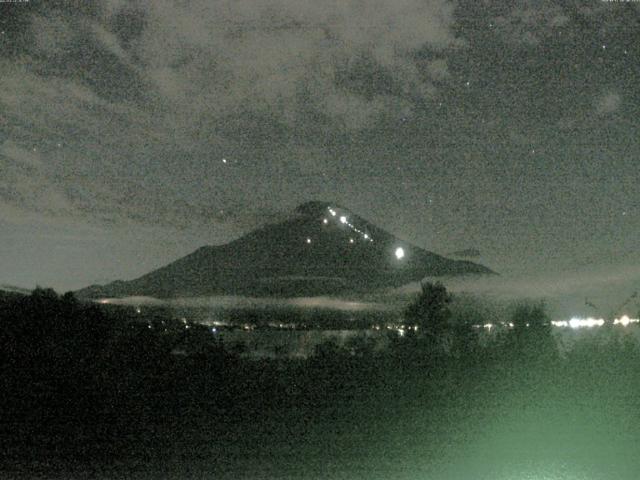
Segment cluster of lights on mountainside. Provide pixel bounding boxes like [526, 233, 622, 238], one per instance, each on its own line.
[303, 206, 407, 262]
[327, 206, 374, 241]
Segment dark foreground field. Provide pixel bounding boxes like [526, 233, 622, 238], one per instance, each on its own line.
[3, 289, 640, 479]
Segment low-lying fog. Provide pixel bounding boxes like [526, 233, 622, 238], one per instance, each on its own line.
[98, 260, 640, 324]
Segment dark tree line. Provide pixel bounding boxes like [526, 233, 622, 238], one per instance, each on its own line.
[400, 281, 555, 360]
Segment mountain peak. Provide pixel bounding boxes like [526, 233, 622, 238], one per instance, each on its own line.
[294, 200, 338, 217]
[77, 202, 495, 299]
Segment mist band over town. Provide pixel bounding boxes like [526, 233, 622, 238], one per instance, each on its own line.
[1, 1, 640, 479]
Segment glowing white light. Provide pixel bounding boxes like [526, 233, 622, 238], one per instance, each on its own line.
[549, 316, 639, 328]
[340, 216, 347, 224]
[306, 238, 312, 244]
[222, 158, 227, 164]
[567, 317, 605, 329]
[363, 233, 369, 239]
[323, 218, 328, 224]
[614, 315, 639, 326]
[395, 247, 405, 260]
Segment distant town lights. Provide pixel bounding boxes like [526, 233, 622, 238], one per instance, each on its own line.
[340, 216, 347, 224]
[549, 316, 639, 328]
[614, 315, 639, 326]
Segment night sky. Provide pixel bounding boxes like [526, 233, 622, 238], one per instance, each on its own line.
[1, 1, 639, 310]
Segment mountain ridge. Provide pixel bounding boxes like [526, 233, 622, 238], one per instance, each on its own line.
[77, 201, 495, 299]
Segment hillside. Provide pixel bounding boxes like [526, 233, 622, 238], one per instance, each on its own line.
[77, 201, 494, 298]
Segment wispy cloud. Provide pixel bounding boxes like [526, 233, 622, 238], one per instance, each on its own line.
[594, 92, 622, 115]
[487, 0, 570, 47]
[0, 0, 460, 226]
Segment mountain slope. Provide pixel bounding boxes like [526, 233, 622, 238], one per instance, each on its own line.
[77, 201, 494, 298]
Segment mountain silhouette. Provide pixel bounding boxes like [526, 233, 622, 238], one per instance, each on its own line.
[448, 248, 482, 259]
[77, 201, 494, 298]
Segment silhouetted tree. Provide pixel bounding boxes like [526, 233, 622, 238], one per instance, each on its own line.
[512, 301, 550, 334]
[404, 281, 452, 337]
[509, 300, 556, 359]
[450, 322, 480, 360]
